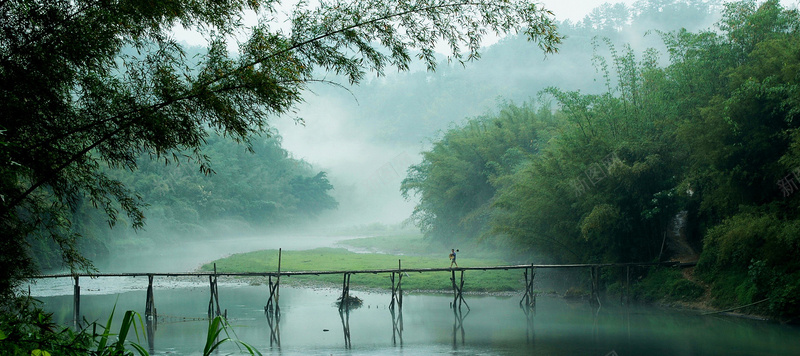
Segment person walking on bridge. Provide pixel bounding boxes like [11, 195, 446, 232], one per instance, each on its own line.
[449, 249, 459, 268]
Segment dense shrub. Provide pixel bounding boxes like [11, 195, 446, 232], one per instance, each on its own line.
[632, 267, 704, 303]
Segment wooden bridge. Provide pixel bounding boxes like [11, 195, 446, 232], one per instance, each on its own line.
[30, 249, 696, 328]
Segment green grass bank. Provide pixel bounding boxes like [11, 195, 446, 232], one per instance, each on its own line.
[200, 234, 524, 292]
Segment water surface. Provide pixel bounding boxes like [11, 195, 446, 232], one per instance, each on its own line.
[27, 234, 800, 355]
[31, 281, 800, 356]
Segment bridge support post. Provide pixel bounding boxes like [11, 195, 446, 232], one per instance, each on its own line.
[143, 274, 157, 354]
[450, 269, 470, 311]
[265, 248, 282, 315]
[590, 266, 601, 308]
[73, 275, 80, 329]
[625, 265, 631, 305]
[620, 265, 631, 305]
[339, 273, 352, 311]
[520, 265, 536, 309]
[145, 274, 156, 320]
[208, 263, 222, 319]
[398, 260, 403, 309]
[390, 259, 403, 310]
[390, 272, 396, 309]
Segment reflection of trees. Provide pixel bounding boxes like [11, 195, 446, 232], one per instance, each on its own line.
[452, 308, 469, 348]
[265, 310, 281, 348]
[339, 308, 351, 349]
[390, 307, 404, 346]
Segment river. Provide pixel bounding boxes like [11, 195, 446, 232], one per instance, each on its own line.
[25, 234, 800, 355]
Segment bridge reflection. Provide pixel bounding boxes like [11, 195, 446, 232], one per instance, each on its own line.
[265, 309, 281, 348]
[391, 307, 403, 346]
[452, 307, 469, 348]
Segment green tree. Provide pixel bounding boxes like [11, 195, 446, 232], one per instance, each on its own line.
[0, 0, 562, 299]
[100, 133, 336, 239]
[401, 102, 556, 244]
[671, 0, 800, 317]
[491, 37, 685, 263]
[290, 172, 338, 216]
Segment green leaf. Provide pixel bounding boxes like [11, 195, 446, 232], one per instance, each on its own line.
[96, 302, 117, 352]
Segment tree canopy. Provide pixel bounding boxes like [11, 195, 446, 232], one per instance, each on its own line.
[0, 0, 562, 299]
[402, 0, 800, 318]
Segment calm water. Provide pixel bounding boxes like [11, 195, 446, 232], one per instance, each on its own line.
[29, 279, 800, 356]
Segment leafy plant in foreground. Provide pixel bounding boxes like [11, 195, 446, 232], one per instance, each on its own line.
[0, 298, 148, 355]
[203, 316, 262, 356]
[91, 303, 148, 356]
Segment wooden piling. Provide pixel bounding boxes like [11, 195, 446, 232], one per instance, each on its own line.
[208, 263, 221, 318]
[390, 259, 403, 310]
[208, 275, 213, 318]
[146, 313, 156, 354]
[450, 269, 469, 311]
[625, 265, 631, 305]
[398, 260, 403, 309]
[520, 265, 536, 309]
[450, 269, 457, 307]
[389, 272, 396, 310]
[589, 266, 595, 307]
[275, 248, 281, 314]
[339, 273, 351, 311]
[620, 265, 631, 305]
[458, 270, 469, 310]
[265, 276, 275, 312]
[73, 275, 80, 329]
[145, 274, 156, 320]
[264, 248, 282, 315]
[590, 266, 601, 308]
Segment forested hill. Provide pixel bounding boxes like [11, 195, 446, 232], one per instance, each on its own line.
[402, 0, 800, 319]
[30, 134, 337, 271]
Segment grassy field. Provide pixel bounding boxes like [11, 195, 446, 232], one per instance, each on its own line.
[200, 234, 525, 292]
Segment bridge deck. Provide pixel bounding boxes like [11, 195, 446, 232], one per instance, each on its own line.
[28, 259, 697, 329]
[31, 261, 696, 279]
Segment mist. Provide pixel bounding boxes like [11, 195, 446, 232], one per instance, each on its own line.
[83, 1, 737, 271]
[270, 0, 723, 229]
[85, 0, 787, 269]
